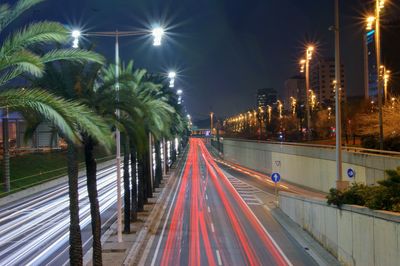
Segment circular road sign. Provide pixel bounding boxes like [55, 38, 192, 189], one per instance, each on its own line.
[347, 168, 356, 178]
[271, 172, 281, 183]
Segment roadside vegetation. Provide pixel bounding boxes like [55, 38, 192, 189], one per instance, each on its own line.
[0, 0, 189, 265]
[327, 167, 400, 212]
[0, 148, 112, 196]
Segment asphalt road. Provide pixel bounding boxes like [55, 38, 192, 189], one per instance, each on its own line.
[145, 138, 317, 266]
[0, 164, 119, 266]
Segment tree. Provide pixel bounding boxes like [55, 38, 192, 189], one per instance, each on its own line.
[1, 1, 105, 264]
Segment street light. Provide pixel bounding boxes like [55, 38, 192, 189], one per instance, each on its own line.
[380, 65, 391, 102]
[301, 45, 314, 140]
[71, 30, 81, 48]
[152, 27, 164, 46]
[374, 0, 386, 149]
[168, 71, 176, 88]
[71, 26, 164, 243]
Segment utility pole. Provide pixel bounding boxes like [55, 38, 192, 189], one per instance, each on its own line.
[334, 0, 347, 190]
[375, 0, 384, 150]
[210, 112, 214, 135]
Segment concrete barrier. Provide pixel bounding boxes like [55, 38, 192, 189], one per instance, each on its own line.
[279, 191, 400, 266]
[223, 138, 400, 193]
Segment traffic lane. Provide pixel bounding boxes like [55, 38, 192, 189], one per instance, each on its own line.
[215, 160, 326, 199]
[201, 159, 257, 266]
[249, 205, 318, 266]
[220, 169, 318, 266]
[0, 165, 119, 266]
[147, 143, 194, 266]
[199, 143, 290, 266]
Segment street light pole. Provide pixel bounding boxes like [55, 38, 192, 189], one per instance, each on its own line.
[305, 47, 313, 140]
[114, 31, 123, 243]
[72, 27, 164, 243]
[375, 0, 384, 150]
[334, 0, 346, 190]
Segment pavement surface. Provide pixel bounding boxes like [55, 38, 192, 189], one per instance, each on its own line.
[141, 138, 323, 266]
[0, 163, 120, 266]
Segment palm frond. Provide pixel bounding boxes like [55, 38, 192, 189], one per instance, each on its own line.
[1, 21, 68, 55]
[0, 0, 44, 31]
[41, 49, 105, 65]
[0, 49, 44, 76]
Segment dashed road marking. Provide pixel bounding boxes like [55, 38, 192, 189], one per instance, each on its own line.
[215, 249, 222, 266]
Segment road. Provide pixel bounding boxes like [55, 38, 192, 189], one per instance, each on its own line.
[0, 164, 119, 266]
[146, 138, 317, 266]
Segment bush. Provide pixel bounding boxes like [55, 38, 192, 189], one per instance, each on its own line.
[327, 168, 400, 212]
[361, 134, 400, 151]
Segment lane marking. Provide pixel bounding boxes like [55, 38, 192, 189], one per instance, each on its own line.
[205, 194, 208, 200]
[211, 223, 215, 233]
[207, 206, 211, 213]
[215, 249, 223, 266]
[151, 151, 189, 266]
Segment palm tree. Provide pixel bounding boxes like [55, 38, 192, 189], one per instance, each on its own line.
[1, 1, 106, 264]
[0, 0, 103, 192]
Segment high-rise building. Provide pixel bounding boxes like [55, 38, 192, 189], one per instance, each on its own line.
[310, 57, 345, 105]
[283, 76, 306, 108]
[366, 29, 378, 99]
[256, 88, 277, 108]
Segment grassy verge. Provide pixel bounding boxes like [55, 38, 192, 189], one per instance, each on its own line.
[0, 147, 114, 197]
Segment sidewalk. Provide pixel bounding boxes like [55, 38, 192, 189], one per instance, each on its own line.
[84, 153, 186, 266]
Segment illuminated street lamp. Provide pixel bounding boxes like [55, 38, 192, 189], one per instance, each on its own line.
[71, 26, 165, 243]
[71, 30, 81, 48]
[277, 100, 283, 119]
[374, 0, 386, 149]
[152, 27, 164, 46]
[290, 96, 297, 116]
[267, 105, 272, 123]
[168, 71, 176, 88]
[366, 16, 375, 30]
[380, 65, 391, 102]
[300, 45, 314, 139]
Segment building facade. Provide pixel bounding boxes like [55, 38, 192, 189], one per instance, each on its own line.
[283, 76, 306, 108]
[256, 88, 277, 108]
[310, 57, 345, 105]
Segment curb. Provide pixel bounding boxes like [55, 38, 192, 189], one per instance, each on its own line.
[123, 151, 187, 266]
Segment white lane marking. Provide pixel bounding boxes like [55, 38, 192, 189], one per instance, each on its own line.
[205, 194, 208, 200]
[211, 223, 215, 233]
[207, 206, 211, 213]
[221, 170, 293, 266]
[151, 157, 187, 266]
[215, 249, 222, 266]
[263, 205, 271, 212]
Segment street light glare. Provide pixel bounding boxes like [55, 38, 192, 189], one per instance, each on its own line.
[152, 27, 164, 46]
[71, 30, 81, 38]
[168, 71, 176, 79]
[71, 30, 81, 48]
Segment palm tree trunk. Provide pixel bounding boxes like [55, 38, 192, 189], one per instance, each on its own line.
[84, 136, 102, 266]
[137, 154, 145, 211]
[155, 140, 162, 186]
[145, 148, 153, 198]
[130, 143, 137, 221]
[67, 142, 83, 266]
[123, 138, 130, 233]
[2, 109, 10, 192]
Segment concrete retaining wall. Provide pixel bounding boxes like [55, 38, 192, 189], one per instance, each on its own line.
[223, 139, 400, 193]
[279, 192, 400, 266]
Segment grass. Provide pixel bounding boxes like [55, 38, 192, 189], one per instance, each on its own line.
[0, 147, 114, 197]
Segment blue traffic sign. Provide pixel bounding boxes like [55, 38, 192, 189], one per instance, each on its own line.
[271, 172, 281, 183]
[347, 168, 355, 178]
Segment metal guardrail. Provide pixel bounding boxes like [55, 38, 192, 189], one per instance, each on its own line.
[223, 138, 400, 158]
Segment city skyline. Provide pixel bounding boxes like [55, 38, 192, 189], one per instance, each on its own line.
[18, 0, 400, 119]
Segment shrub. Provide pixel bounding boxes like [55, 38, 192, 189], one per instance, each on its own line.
[327, 167, 400, 212]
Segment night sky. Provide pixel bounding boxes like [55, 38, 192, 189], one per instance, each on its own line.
[12, 0, 392, 119]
